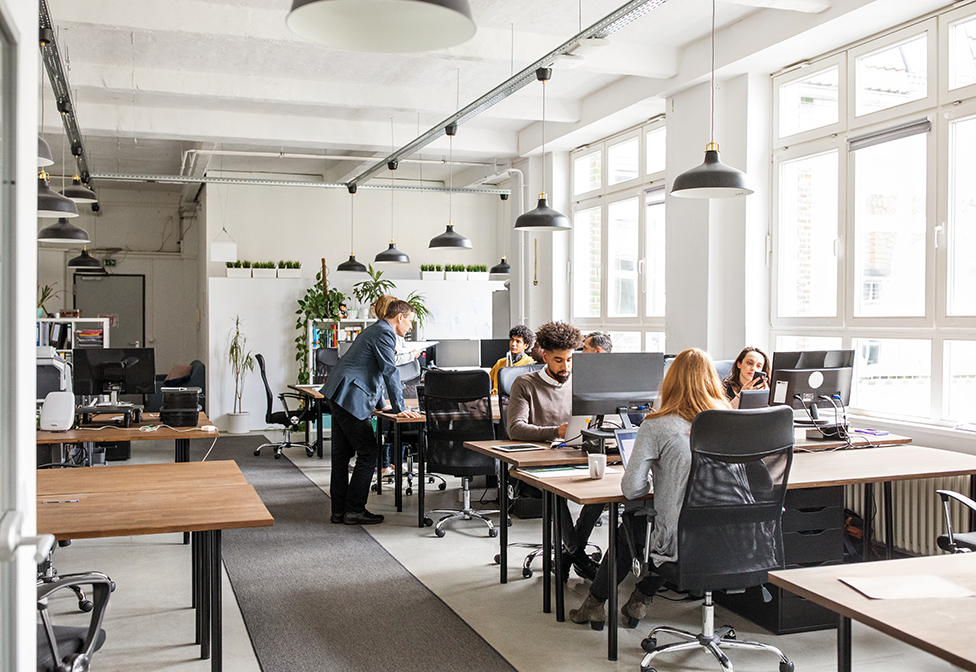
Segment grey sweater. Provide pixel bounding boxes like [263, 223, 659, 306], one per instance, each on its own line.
[620, 413, 692, 566]
[506, 370, 571, 442]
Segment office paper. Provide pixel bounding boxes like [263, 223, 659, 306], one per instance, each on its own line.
[839, 574, 976, 600]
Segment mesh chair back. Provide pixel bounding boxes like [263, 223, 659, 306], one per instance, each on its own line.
[396, 358, 423, 399]
[713, 359, 736, 382]
[674, 406, 794, 592]
[255, 354, 275, 424]
[496, 364, 544, 439]
[424, 369, 496, 477]
[314, 347, 339, 385]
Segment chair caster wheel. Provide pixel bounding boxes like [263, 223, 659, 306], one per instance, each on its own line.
[274, 453, 282, 459]
[438, 482, 447, 491]
[78, 599, 93, 613]
[641, 667, 657, 672]
[522, 567, 533, 578]
[494, 554, 501, 564]
[370, 484, 378, 493]
[435, 528, 446, 538]
[726, 628, 736, 640]
[423, 517, 433, 527]
[405, 488, 413, 496]
[641, 637, 657, 653]
[488, 528, 498, 538]
[253, 450, 261, 456]
[779, 662, 795, 672]
[507, 517, 513, 527]
[305, 448, 314, 457]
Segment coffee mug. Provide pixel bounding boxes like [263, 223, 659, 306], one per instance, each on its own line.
[587, 453, 607, 479]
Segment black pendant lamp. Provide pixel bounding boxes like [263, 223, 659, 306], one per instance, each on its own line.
[38, 217, 89, 244]
[337, 185, 368, 272]
[670, 0, 752, 199]
[67, 247, 105, 274]
[429, 123, 472, 249]
[515, 68, 571, 231]
[489, 256, 511, 274]
[286, 0, 475, 53]
[375, 128, 409, 264]
[61, 175, 98, 204]
[37, 171, 79, 218]
[37, 136, 54, 167]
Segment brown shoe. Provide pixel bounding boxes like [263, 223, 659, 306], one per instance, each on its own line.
[621, 586, 653, 628]
[569, 593, 606, 631]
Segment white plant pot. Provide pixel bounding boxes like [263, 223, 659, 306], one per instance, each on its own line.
[226, 268, 251, 278]
[467, 271, 489, 281]
[445, 271, 466, 281]
[421, 271, 443, 281]
[252, 268, 276, 279]
[226, 411, 250, 434]
[277, 268, 302, 278]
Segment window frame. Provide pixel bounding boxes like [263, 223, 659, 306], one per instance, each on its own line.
[772, 54, 848, 148]
[939, 5, 976, 104]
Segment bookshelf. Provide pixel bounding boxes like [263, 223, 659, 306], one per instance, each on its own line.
[37, 317, 111, 356]
[305, 318, 374, 373]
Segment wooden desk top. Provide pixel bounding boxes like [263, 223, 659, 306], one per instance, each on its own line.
[374, 397, 501, 422]
[769, 553, 976, 672]
[37, 411, 217, 444]
[464, 440, 621, 468]
[289, 384, 325, 399]
[793, 428, 911, 450]
[511, 469, 642, 506]
[38, 460, 247, 496]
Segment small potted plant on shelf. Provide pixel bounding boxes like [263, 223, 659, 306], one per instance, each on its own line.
[252, 261, 277, 279]
[445, 263, 466, 281]
[37, 283, 63, 317]
[277, 260, 302, 279]
[420, 263, 442, 281]
[226, 260, 251, 278]
[466, 264, 488, 281]
[227, 315, 254, 434]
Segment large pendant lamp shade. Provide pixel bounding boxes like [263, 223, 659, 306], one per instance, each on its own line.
[37, 173, 79, 219]
[489, 256, 510, 274]
[38, 217, 89, 244]
[37, 136, 54, 167]
[67, 247, 105, 274]
[375, 242, 410, 263]
[286, 0, 476, 53]
[670, 0, 752, 199]
[375, 124, 409, 263]
[337, 185, 368, 272]
[514, 68, 571, 231]
[429, 122, 472, 249]
[61, 175, 98, 204]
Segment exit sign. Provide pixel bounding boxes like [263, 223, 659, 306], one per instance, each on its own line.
[104, 259, 117, 267]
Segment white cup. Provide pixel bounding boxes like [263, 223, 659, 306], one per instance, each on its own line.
[587, 453, 607, 480]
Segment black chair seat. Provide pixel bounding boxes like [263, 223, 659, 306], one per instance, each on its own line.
[37, 625, 107, 671]
[938, 532, 976, 553]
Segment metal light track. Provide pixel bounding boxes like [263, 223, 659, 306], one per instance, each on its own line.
[347, 0, 669, 188]
[39, 0, 92, 186]
[90, 172, 510, 195]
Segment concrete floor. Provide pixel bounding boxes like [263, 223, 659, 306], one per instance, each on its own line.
[49, 434, 962, 671]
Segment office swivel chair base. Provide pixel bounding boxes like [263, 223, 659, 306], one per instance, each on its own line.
[493, 543, 602, 579]
[640, 592, 793, 672]
[254, 427, 315, 459]
[423, 477, 499, 538]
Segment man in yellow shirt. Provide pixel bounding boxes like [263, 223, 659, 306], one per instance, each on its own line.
[489, 325, 535, 395]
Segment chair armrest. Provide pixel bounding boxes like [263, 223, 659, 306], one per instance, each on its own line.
[937, 489, 976, 514]
[37, 571, 113, 667]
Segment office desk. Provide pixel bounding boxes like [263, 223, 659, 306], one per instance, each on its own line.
[793, 429, 911, 451]
[37, 411, 218, 462]
[37, 461, 272, 672]
[769, 553, 976, 672]
[288, 384, 327, 458]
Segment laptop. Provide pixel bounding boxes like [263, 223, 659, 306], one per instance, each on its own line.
[556, 415, 592, 447]
[738, 388, 770, 409]
[612, 428, 639, 468]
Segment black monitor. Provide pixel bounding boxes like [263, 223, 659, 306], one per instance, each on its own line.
[769, 350, 854, 418]
[430, 340, 480, 368]
[572, 352, 664, 423]
[72, 347, 156, 396]
[480, 338, 512, 367]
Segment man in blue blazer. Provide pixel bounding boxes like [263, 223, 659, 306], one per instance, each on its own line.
[322, 298, 421, 525]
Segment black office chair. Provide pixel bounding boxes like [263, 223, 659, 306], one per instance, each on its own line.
[496, 363, 544, 440]
[936, 489, 976, 553]
[314, 347, 339, 385]
[254, 353, 315, 459]
[422, 369, 500, 537]
[640, 406, 795, 672]
[37, 569, 113, 672]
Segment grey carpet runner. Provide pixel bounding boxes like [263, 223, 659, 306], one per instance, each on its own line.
[195, 436, 516, 672]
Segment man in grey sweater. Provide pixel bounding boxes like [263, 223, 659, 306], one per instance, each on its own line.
[507, 321, 603, 581]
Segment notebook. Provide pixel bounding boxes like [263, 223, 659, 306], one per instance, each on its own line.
[612, 428, 639, 468]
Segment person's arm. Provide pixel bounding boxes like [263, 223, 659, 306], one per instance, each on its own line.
[621, 420, 661, 499]
[506, 377, 560, 442]
[488, 358, 504, 395]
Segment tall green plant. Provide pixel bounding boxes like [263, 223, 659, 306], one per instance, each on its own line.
[294, 271, 346, 384]
[405, 291, 430, 328]
[353, 264, 395, 307]
[229, 315, 254, 414]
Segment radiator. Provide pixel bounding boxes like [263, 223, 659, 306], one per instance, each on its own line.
[845, 476, 972, 556]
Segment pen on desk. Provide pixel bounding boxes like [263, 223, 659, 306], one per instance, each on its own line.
[41, 499, 79, 504]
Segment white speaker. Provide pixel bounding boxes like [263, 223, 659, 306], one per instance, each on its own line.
[40, 391, 75, 431]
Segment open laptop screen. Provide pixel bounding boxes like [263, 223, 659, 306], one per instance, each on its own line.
[612, 428, 639, 468]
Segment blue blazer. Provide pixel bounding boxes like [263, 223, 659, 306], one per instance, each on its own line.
[321, 319, 405, 420]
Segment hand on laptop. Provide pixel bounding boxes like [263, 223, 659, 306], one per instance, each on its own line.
[557, 422, 568, 439]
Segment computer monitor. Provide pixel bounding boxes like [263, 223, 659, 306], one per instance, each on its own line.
[572, 352, 664, 424]
[72, 347, 157, 397]
[431, 340, 481, 368]
[769, 350, 854, 420]
[480, 338, 511, 368]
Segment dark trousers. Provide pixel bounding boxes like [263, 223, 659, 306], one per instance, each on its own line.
[590, 512, 665, 603]
[328, 400, 378, 516]
[560, 502, 604, 555]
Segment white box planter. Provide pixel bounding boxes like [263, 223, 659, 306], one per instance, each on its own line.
[445, 271, 466, 281]
[277, 268, 302, 278]
[421, 271, 443, 281]
[226, 268, 251, 278]
[467, 271, 488, 281]
[252, 268, 276, 279]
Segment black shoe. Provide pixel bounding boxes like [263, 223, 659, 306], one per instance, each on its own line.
[330, 513, 344, 524]
[343, 510, 384, 525]
[570, 548, 599, 582]
[558, 549, 572, 584]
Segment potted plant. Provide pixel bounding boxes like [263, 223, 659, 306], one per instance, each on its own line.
[467, 264, 488, 280]
[420, 263, 442, 281]
[227, 315, 254, 434]
[405, 290, 431, 330]
[252, 261, 277, 279]
[294, 271, 347, 384]
[37, 283, 63, 317]
[445, 263, 466, 281]
[353, 264, 396, 309]
[226, 260, 250, 278]
[277, 260, 302, 279]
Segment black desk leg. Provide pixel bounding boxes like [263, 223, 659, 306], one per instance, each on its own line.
[394, 422, 403, 512]
[316, 398, 325, 458]
[192, 531, 200, 641]
[970, 475, 975, 530]
[375, 417, 384, 495]
[499, 464, 509, 584]
[210, 529, 222, 672]
[200, 530, 211, 660]
[418, 438, 426, 528]
[883, 481, 894, 560]
[608, 502, 618, 661]
[838, 614, 852, 672]
[554, 497, 564, 622]
[863, 483, 874, 561]
[177, 438, 191, 544]
[542, 491, 552, 614]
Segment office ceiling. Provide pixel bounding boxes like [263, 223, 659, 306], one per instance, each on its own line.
[39, 0, 829, 190]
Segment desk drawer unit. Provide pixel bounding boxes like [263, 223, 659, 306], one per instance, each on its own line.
[715, 486, 844, 634]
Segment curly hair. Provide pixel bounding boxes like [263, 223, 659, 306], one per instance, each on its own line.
[534, 321, 583, 352]
[509, 324, 534, 349]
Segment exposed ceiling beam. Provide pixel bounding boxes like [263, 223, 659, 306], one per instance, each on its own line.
[723, 0, 830, 12]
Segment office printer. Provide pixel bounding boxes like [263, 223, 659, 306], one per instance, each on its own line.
[37, 346, 71, 403]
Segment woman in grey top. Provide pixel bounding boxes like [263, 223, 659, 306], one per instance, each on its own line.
[569, 348, 731, 631]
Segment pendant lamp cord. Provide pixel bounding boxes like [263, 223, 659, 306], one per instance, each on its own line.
[349, 194, 355, 255]
[390, 117, 395, 241]
[710, 0, 716, 144]
[542, 77, 547, 194]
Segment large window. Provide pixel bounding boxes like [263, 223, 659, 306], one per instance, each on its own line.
[772, 8, 976, 428]
[570, 120, 665, 351]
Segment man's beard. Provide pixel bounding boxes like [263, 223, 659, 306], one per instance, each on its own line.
[548, 367, 570, 384]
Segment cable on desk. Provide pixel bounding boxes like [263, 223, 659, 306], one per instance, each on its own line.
[201, 436, 218, 462]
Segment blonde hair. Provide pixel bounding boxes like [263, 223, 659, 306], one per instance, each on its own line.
[370, 295, 397, 319]
[650, 348, 731, 423]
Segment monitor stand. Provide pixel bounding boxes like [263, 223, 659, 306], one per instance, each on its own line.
[76, 402, 143, 428]
[581, 415, 615, 454]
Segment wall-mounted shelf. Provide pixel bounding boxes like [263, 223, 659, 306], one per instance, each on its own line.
[37, 317, 111, 352]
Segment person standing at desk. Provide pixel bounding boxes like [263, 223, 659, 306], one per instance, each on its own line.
[569, 347, 731, 630]
[321, 299, 421, 525]
[488, 324, 535, 394]
[507, 321, 602, 581]
[371, 294, 422, 365]
[722, 346, 770, 409]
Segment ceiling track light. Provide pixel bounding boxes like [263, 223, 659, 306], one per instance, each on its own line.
[670, 0, 752, 199]
[375, 120, 410, 263]
[286, 0, 476, 53]
[515, 68, 571, 231]
[336, 184, 367, 272]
